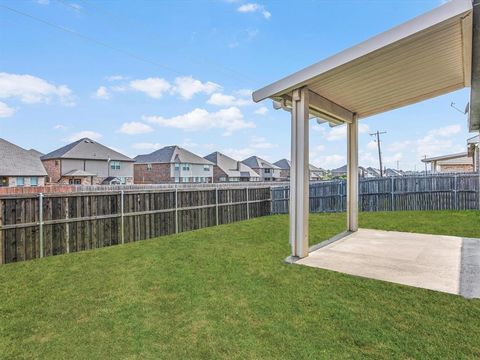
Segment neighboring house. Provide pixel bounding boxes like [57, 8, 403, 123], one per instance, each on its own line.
[28, 149, 44, 158]
[331, 165, 366, 178]
[204, 152, 260, 182]
[273, 159, 326, 180]
[467, 135, 479, 172]
[134, 145, 213, 184]
[422, 152, 474, 173]
[241, 156, 282, 181]
[0, 138, 47, 187]
[41, 138, 134, 185]
[365, 167, 381, 178]
[385, 168, 403, 177]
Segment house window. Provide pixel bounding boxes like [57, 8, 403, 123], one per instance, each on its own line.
[264, 168, 271, 173]
[147, 163, 152, 171]
[182, 177, 189, 182]
[174, 163, 180, 170]
[16, 177, 24, 187]
[110, 161, 120, 170]
[219, 176, 226, 182]
[174, 177, 179, 183]
[30, 177, 38, 186]
[74, 179, 81, 185]
[203, 165, 210, 171]
[182, 163, 191, 171]
[0, 177, 8, 187]
[55, 160, 59, 166]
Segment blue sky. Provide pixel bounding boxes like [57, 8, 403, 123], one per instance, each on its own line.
[0, 0, 473, 170]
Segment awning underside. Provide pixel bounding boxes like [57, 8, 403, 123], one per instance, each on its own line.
[253, 0, 474, 123]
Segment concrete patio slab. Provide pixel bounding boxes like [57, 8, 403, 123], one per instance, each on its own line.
[296, 229, 480, 298]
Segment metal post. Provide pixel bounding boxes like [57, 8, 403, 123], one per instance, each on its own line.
[215, 187, 219, 226]
[246, 187, 250, 219]
[39, 193, 44, 258]
[454, 174, 458, 210]
[120, 190, 125, 244]
[347, 114, 359, 231]
[175, 188, 179, 234]
[391, 176, 395, 211]
[290, 87, 309, 259]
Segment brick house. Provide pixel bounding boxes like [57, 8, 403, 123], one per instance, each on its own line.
[204, 152, 260, 182]
[241, 156, 282, 181]
[41, 138, 134, 185]
[422, 152, 474, 173]
[0, 138, 47, 187]
[134, 145, 213, 184]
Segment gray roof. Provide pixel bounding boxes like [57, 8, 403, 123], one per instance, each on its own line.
[135, 145, 213, 165]
[63, 169, 96, 177]
[422, 152, 470, 163]
[42, 138, 133, 162]
[274, 159, 325, 172]
[204, 152, 260, 178]
[28, 149, 44, 157]
[241, 156, 280, 169]
[0, 138, 48, 176]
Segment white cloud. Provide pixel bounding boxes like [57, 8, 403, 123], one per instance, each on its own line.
[93, 86, 110, 100]
[0, 72, 74, 105]
[415, 125, 464, 157]
[317, 154, 345, 169]
[237, 3, 271, 18]
[222, 147, 257, 160]
[145, 106, 255, 136]
[53, 124, 67, 130]
[172, 76, 220, 100]
[129, 77, 171, 99]
[388, 140, 411, 152]
[106, 75, 126, 82]
[182, 138, 198, 148]
[132, 142, 163, 151]
[250, 136, 277, 149]
[207, 91, 251, 107]
[323, 123, 370, 141]
[118, 122, 153, 135]
[0, 101, 15, 118]
[65, 130, 102, 142]
[367, 140, 378, 150]
[254, 106, 268, 115]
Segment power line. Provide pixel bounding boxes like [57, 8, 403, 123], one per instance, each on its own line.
[57, 0, 256, 84]
[369, 130, 387, 177]
[0, 3, 183, 76]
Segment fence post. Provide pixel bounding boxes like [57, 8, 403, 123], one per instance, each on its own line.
[39, 193, 44, 258]
[391, 177, 395, 211]
[215, 187, 219, 226]
[0, 198, 4, 265]
[64, 197, 70, 253]
[246, 187, 250, 219]
[175, 188, 179, 234]
[454, 174, 458, 210]
[120, 190, 125, 244]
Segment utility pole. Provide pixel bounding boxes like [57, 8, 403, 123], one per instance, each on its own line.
[370, 131, 387, 177]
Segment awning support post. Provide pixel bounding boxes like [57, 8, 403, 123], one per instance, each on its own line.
[347, 114, 359, 232]
[290, 87, 309, 259]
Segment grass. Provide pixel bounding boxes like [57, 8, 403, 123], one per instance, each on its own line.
[0, 210, 479, 359]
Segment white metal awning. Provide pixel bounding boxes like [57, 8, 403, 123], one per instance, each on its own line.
[252, 0, 474, 121]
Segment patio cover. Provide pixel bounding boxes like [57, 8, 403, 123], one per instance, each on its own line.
[252, 0, 478, 259]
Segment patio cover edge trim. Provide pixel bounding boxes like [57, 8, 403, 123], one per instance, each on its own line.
[252, 0, 473, 107]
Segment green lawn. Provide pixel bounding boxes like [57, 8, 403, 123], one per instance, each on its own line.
[1, 211, 479, 359]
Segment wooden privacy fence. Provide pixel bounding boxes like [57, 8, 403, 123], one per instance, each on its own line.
[0, 187, 271, 264]
[272, 173, 480, 214]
